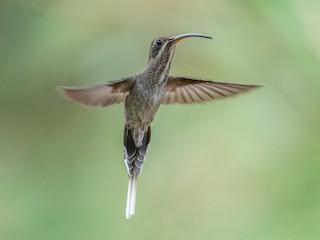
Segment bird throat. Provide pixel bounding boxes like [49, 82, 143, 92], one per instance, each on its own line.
[148, 46, 175, 85]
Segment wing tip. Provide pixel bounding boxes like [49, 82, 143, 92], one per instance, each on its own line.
[227, 83, 263, 96]
[55, 85, 97, 107]
[55, 86, 79, 103]
[250, 84, 264, 89]
[56, 85, 70, 99]
[244, 84, 264, 94]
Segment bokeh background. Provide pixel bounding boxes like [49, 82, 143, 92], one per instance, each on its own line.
[1, 0, 320, 239]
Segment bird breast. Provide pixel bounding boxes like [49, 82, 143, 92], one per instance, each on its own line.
[124, 80, 166, 125]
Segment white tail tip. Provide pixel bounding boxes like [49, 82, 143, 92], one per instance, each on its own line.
[125, 175, 138, 219]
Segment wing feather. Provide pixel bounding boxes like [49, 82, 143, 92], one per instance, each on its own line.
[163, 76, 261, 104]
[57, 78, 133, 107]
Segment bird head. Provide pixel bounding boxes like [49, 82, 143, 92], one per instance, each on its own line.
[148, 33, 212, 64]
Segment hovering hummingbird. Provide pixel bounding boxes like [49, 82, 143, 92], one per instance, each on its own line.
[57, 33, 260, 219]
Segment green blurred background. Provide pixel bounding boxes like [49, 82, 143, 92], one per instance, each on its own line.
[1, 0, 320, 239]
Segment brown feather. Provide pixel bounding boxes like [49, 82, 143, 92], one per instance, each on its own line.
[163, 76, 261, 104]
[56, 78, 133, 107]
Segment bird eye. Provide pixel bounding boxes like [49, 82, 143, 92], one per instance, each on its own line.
[155, 39, 163, 46]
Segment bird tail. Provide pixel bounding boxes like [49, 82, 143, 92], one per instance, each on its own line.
[126, 175, 138, 219]
[123, 126, 151, 219]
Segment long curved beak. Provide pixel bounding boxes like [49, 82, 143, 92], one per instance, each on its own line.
[169, 33, 213, 45]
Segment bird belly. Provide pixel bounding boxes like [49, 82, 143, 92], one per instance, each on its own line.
[124, 87, 164, 147]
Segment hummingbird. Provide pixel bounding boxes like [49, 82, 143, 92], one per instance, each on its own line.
[57, 33, 260, 219]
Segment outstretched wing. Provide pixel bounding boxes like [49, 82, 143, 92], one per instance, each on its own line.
[57, 78, 134, 107]
[163, 76, 261, 104]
